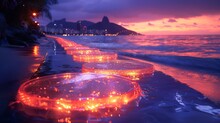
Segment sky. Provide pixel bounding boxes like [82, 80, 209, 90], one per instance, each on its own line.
[39, 0, 220, 35]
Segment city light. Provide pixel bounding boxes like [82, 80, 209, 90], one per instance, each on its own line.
[32, 12, 37, 17]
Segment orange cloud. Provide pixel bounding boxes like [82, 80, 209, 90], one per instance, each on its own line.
[120, 15, 220, 35]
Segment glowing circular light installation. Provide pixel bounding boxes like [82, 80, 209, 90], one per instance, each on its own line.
[56, 38, 81, 48]
[66, 49, 100, 55]
[17, 73, 141, 114]
[64, 46, 90, 50]
[73, 52, 118, 63]
[82, 60, 154, 80]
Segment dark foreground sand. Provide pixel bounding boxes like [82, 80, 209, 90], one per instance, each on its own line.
[0, 39, 47, 119]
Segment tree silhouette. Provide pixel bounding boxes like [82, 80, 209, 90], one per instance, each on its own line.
[0, 0, 57, 27]
[0, 0, 58, 45]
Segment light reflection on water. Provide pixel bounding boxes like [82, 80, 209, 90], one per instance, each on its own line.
[120, 49, 220, 59]
[122, 35, 220, 58]
[63, 35, 220, 58]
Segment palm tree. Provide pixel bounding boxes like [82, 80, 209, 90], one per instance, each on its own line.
[0, 0, 58, 27]
[0, 0, 58, 45]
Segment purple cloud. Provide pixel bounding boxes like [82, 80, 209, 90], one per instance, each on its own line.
[179, 23, 198, 27]
[168, 19, 177, 23]
[44, 0, 220, 23]
[148, 23, 155, 26]
[162, 25, 172, 28]
[121, 24, 130, 27]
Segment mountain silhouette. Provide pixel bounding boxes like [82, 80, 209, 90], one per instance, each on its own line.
[47, 18, 94, 29]
[46, 17, 139, 35]
[88, 16, 139, 35]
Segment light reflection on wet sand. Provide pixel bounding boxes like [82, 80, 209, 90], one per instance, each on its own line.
[33, 45, 40, 57]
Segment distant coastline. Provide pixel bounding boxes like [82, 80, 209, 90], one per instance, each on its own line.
[41, 16, 141, 36]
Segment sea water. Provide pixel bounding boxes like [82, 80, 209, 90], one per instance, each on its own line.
[61, 35, 220, 103]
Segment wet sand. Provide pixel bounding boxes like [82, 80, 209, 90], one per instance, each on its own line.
[0, 38, 47, 122]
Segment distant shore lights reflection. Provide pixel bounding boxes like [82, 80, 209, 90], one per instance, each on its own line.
[17, 73, 142, 115]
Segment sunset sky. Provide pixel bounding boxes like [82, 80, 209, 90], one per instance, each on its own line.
[40, 0, 220, 35]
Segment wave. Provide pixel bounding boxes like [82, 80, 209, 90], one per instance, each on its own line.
[119, 52, 220, 73]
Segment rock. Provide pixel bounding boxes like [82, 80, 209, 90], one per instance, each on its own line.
[102, 16, 110, 24]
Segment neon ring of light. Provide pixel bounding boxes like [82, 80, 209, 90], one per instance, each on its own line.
[66, 49, 100, 55]
[82, 60, 154, 80]
[73, 52, 118, 63]
[55, 38, 81, 48]
[64, 46, 90, 50]
[17, 73, 141, 113]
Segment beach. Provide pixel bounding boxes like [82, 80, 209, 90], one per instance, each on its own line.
[0, 35, 220, 123]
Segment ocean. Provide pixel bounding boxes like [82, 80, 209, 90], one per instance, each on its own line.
[61, 35, 220, 103]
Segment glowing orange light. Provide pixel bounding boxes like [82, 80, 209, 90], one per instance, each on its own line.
[54, 38, 87, 49]
[66, 49, 100, 55]
[32, 12, 37, 17]
[82, 60, 154, 80]
[73, 52, 118, 63]
[33, 45, 39, 56]
[17, 73, 141, 115]
[30, 63, 40, 73]
[64, 46, 90, 50]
